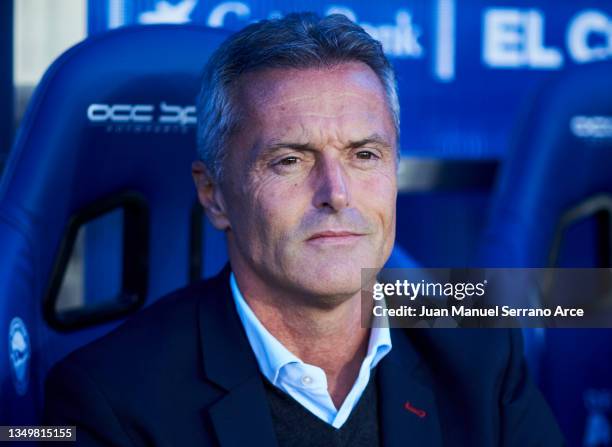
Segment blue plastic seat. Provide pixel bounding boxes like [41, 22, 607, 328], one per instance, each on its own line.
[477, 61, 612, 446]
[479, 61, 612, 269]
[0, 24, 230, 423]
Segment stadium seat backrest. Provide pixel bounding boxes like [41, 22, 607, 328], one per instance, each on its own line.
[0, 25, 229, 423]
[479, 61, 612, 268]
[477, 61, 612, 447]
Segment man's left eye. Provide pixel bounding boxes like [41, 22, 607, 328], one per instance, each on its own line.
[277, 156, 300, 166]
[355, 150, 378, 160]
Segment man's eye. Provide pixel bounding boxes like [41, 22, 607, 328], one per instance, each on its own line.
[355, 150, 378, 160]
[276, 156, 300, 166]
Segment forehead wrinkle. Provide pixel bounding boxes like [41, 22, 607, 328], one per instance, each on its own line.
[263, 91, 383, 109]
[264, 125, 391, 152]
[271, 111, 382, 120]
[262, 110, 392, 147]
[264, 110, 389, 145]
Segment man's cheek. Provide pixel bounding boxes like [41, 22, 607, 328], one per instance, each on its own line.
[359, 186, 395, 217]
[357, 169, 396, 195]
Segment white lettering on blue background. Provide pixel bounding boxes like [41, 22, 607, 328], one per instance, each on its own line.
[102, 1, 612, 78]
[567, 10, 612, 63]
[483, 8, 563, 69]
[207, 1, 251, 27]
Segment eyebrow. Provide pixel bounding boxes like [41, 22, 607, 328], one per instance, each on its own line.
[261, 133, 393, 155]
[347, 134, 393, 150]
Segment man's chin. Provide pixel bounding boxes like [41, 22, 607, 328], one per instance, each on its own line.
[284, 263, 368, 301]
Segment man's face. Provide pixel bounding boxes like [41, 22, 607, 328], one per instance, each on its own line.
[216, 62, 397, 303]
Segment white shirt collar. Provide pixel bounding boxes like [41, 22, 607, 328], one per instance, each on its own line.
[230, 272, 391, 388]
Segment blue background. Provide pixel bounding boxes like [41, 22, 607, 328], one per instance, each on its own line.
[88, 0, 612, 160]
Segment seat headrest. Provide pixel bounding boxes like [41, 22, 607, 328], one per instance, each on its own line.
[480, 61, 612, 267]
[0, 24, 230, 288]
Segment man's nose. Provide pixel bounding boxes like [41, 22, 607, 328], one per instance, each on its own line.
[312, 156, 350, 211]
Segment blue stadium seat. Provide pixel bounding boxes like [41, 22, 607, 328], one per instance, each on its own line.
[0, 25, 230, 423]
[479, 61, 612, 269]
[477, 61, 612, 446]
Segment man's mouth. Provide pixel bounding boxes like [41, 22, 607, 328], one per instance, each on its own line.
[306, 231, 366, 244]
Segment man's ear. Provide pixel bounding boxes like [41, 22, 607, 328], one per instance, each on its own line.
[191, 160, 231, 231]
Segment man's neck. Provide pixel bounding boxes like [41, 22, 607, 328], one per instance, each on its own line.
[232, 269, 370, 409]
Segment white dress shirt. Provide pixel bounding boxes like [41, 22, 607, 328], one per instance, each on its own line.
[230, 273, 392, 428]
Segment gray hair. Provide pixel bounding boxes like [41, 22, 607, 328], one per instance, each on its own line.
[196, 12, 400, 181]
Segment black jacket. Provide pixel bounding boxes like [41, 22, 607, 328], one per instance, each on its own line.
[44, 266, 564, 446]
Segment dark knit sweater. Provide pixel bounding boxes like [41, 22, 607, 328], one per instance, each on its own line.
[262, 370, 380, 447]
